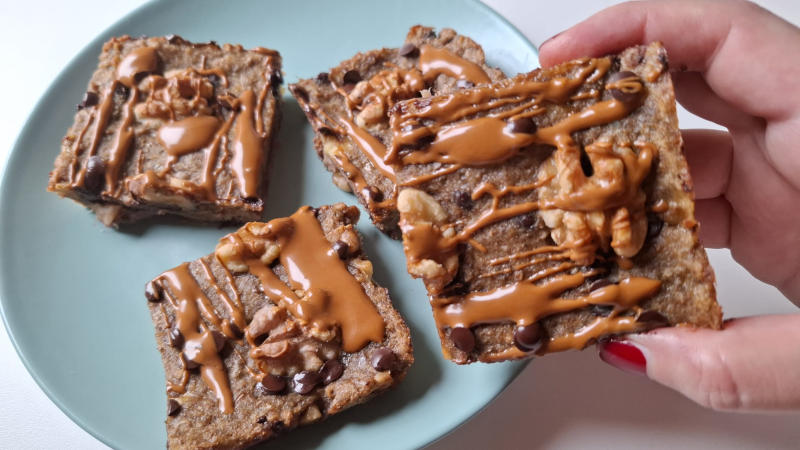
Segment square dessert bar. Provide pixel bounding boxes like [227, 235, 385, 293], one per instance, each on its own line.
[48, 35, 282, 226]
[289, 26, 505, 238]
[145, 204, 413, 449]
[390, 43, 721, 363]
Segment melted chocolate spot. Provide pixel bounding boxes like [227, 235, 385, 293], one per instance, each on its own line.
[77, 91, 99, 110]
[332, 240, 349, 259]
[607, 71, 641, 105]
[255, 374, 287, 395]
[292, 371, 321, 394]
[144, 280, 161, 302]
[167, 399, 181, 416]
[513, 323, 544, 352]
[342, 69, 362, 85]
[320, 359, 344, 385]
[506, 117, 537, 134]
[370, 347, 396, 372]
[454, 191, 473, 210]
[83, 156, 106, 194]
[579, 148, 594, 177]
[169, 326, 184, 349]
[398, 43, 419, 57]
[450, 326, 476, 353]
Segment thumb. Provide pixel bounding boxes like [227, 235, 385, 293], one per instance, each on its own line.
[598, 315, 800, 411]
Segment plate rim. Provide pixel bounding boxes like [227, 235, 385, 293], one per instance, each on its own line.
[0, 0, 538, 448]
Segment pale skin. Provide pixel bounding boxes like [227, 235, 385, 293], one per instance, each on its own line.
[540, 0, 800, 411]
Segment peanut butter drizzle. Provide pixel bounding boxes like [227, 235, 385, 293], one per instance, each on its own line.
[116, 47, 159, 88]
[198, 258, 247, 337]
[419, 44, 491, 84]
[433, 274, 660, 329]
[68, 113, 95, 182]
[159, 263, 235, 414]
[230, 90, 263, 199]
[103, 86, 138, 194]
[339, 116, 396, 182]
[158, 115, 221, 157]
[73, 83, 116, 187]
[198, 114, 235, 199]
[222, 207, 385, 352]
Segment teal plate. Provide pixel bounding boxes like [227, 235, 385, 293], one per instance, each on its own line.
[0, 1, 537, 448]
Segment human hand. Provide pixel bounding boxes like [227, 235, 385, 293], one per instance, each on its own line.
[539, 0, 800, 411]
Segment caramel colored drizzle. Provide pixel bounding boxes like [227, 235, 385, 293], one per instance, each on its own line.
[68, 114, 95, 182]
[116, 47, 158, 88]
[198, 259, 247, 337]
[103, 86, 138, 194]
[419, 44, 491, 84]
[198, 114, 235, 199]
[340, 116, 396, 182]
[158, 116, 221, 158]
[230, 90, 264, 199]
[73, 83, 116, 187]
[159, 263, 234, 414]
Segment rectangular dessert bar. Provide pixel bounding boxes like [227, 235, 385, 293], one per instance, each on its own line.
[48, 35, 282, 226]
[389, 42, 721, 363]
[289, 26, 505, 238]
[145, 203, 413, 449]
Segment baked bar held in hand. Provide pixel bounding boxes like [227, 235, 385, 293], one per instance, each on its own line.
[290, 26, 504, 237]
[390, 43, 721, 363]
[48, 36, 281, 226]
[145, 204, 413, 448]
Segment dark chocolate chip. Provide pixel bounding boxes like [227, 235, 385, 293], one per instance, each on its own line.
[144, 280, 161, 302]
[167, 399, 181, 416]
[647, 215, 664, 241]
[255, 374, 287, 395]
[363, 186, 384, 202]
[256, 416, 268, 425]
[291, 86, 309, 103]
[637, 310, 669, 328]
[456, 79, 475, 89]
[229, 322, 243, 339]
[332, 240, 349, 259]
[506, 116, 538, 135]
[77, 91, 99, 110]
[115, 83, 130, 99]
[454, 191, 473, 210]
[181, 353, 200, 370]
[169, 327, 184, 349]
[270, 72, 283, 86]
[588, 278, 612, 292]
[133, 71, 151, 84]
[207, 74, 221, 88]
[166, 34, 182, 44]
[83, 156, 106, 194]
[316, 72, 330, 84]
[318, 126, 337, 137]
[579, 148, 594, 177]
[514, 323, 544, 352]
[211, 330, 227, 352]
[370, 347, 396, 372]
[398, 43, 419, 57]
[450, 326, 476, 353]
[342, 69, 361, 85]
[252, 332, 268, 346]
[607, 70, 642, 105]
[590, 304, 615, 317]
[292, 371, 321, 394]
[517, 213, 538, 229]
[320, 359, 344, 385]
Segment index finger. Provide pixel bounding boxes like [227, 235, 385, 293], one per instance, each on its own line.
[538, 0, 800, 121]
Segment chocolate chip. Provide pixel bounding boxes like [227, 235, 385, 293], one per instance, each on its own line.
[181, 353, 199, 370]
[320, 359, 344, 385]
[169, 327, 184, 349]
[292, 371, 321, 394]
[115, 83, 130, 99]
[166, 34, 181, 44]
[256, 416, 268, 424]
[456, 79, 475, 89]
[637, 310, 669, 328]
[454, 191, 473, 210]
[607, 71, 642, 105]
[332, 240, 349, 259]
[579, 148, 594, 177]
[229, 322, 243, 339]
[647, 215, 664, 241]
[83, 156, 106, 194]
[144, 280, 161, 302]
[588, 278, 612, 292]
[270, 421, 286, 434]
[513, 323, 544, 352]
[370, 348, 396, 372]
[517, 213, 538, 229]
[398, 43, 419, 57]
[342, 69, 361, 85]
[133, 71, 152, 84]
[450, 326, 476, 353]
[506, 117, 538, 135]
[590, 304, 614, 317]
[316, 72, 330, 84]
[211, 330, 227, 352]
[291, 86, 309, 103]
[206, 74, 221, 89]
[363, 186, 384, 202]
[167, 399, 181, 416]
[77, 91, 99, 110]
[255, 374, 287, 395]
[270, 72, 283, 86]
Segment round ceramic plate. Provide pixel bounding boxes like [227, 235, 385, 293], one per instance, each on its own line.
[0, 0, 537, 448]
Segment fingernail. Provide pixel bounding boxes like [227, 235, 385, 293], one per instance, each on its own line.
[599, 340, 647, 376]
[538, 30, 564, 51]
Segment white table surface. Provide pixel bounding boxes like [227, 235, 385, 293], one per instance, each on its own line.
[1, 1, 799, 448]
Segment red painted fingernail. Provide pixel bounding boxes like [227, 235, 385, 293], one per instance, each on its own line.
[599, 341, 647, 376]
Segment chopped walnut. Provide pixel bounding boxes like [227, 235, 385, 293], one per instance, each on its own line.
[347, 69, 424, 128]
[214, 224, 282, 272]
[136, 69, 216, 121]
[536, 139, 655, 264]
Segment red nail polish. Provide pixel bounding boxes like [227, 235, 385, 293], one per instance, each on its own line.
[599, 341, 647, 376]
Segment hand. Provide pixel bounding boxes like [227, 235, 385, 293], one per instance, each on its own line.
[540, 0, 800, 411]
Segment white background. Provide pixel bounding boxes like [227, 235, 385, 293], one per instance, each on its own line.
[1, 0, 799, 448]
